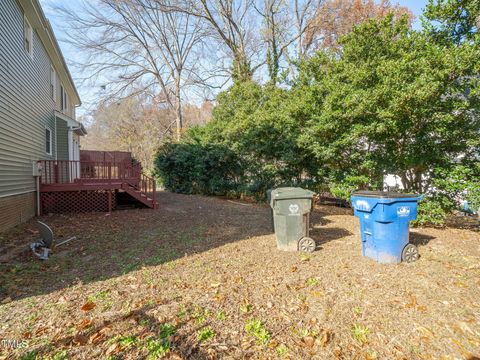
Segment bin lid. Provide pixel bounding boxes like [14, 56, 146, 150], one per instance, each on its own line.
[352, 191, 419, 199]
[271, 187, 315, 201]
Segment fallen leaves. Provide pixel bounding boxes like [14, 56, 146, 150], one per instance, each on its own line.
[77, 319, 92, 330]
[88, 325, 112, 344]
[73, 334, 88, 346]
[302, 335, 315, 348]
[106, 342, 122, 356]
[81, 302, 96, 311]
[0, 195, 479, 360]
[35, 326, 49, 336]
[453, 281, 469, 288]
[405, 293, 427, 312]
[416, 326, 434, 342]
[319, 329, 332, 347]
[1, 296, 12, 304]
[404, 293, 417, 309]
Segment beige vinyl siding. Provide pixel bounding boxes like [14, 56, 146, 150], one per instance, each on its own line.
[0, 0, 56, 197]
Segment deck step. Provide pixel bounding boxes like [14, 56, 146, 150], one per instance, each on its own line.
[122, 183, 158, 209]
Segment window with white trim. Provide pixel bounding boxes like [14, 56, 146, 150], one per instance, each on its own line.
[50, 66, 56, 101]
[24, 16, 33, 57]
[45, 128, 52, 155]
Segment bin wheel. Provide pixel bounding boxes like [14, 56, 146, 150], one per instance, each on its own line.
[402, 244, 419, 263]
[298, 237, 316, 253]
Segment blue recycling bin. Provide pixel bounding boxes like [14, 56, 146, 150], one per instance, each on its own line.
[351, 191, 422, 264]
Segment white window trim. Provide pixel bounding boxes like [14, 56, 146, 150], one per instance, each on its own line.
[45, 127, 52, 156]
[65, 91, 68, 114]
[61, 85, 68, 114]
[24, 16, 33, 58]
[50, 66, 56, 101]
[60, 85, 64, 110]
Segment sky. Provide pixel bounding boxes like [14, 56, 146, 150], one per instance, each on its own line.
[39, 0, 430, 116]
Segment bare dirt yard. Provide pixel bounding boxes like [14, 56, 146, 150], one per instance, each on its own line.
[0, 192, 479, 360]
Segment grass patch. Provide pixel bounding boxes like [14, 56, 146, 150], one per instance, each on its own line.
[216, 310, 227, 320]
[45, 350, 69, 360]
[176, 226, 207, 247]
[276, 344, 289, 356]
[19, 352, 38, 360]
[192, 305, 210, 324]
[145, 337, 171, 360]
[87, 290, 110, 303]
[353, 306, 363, 315]
[240, 303, 253, 313]
[144, 322, 176, 359]
[245, 319, 271, 345]
[139, 318, 150, 327]
[197, 326, 216, 342]
[305, 278, 319, 286]
[159, 323, 176, 338]
[116, 335, 138, 349]
[352, 324, 370, 343]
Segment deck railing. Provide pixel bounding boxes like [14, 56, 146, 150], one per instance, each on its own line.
[38, 160, 142, 185]
[126, 173, 157, 206]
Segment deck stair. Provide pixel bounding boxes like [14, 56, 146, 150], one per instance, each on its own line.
[122, 175, 158, 209]
[38, 151, 158, 213]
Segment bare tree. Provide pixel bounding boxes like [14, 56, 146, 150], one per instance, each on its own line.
[58, 0, 209, 140]
[255, 0, 284, 84]
[174, 0, 263, 83]
[82, 96, 212, 169]
[303, 0, 413, 53]
[254, 0, 319, 83]
[293, 0, 320, 58]
[252, 0, 320, 83]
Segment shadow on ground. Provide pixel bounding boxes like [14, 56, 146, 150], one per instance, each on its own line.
[310, 227, 352, 247]
[0, 193, 359, 303]
[410, 232, 436, 246]
[26, 301, 214, 360]
[309, 207, 353, 249]
[0, 192, 276, 302]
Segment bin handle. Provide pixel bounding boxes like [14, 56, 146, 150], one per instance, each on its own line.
[273, 196, 314, 202]
[271, 197, 315, 209]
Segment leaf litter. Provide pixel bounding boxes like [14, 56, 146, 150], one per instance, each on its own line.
[0, 191, 478, 359]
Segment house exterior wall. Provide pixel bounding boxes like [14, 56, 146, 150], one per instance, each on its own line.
[56, 118, 69, 161]
[73, 133, 80, 160]
[54, 70, 75, 119]
[0, 192, 36, 232]
[0, 0, 80, 231]
[0, 0, 56, 199]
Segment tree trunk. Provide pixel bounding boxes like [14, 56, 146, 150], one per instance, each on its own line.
[400, 172, 411, 191]
[233, 53, 252, 83]
[174, 78, 183, 141]
[399, 169, 425, 193]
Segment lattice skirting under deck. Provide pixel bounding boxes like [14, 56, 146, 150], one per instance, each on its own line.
[41, 190, 117, 214]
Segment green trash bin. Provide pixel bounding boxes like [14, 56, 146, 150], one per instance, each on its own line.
[269, 187, 316, 252]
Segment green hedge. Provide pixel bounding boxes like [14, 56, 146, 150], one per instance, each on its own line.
[153, 14, 479, 225]
[153, 142, 243, 196]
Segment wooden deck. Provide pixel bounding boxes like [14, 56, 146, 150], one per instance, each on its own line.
[38, 159, 158, 214]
